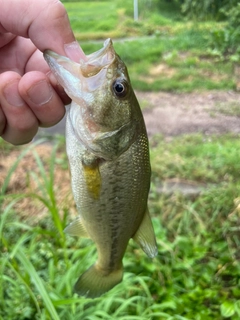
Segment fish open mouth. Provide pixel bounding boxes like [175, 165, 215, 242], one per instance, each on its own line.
[43, 39, 115, 99]
[80, 39, 115, 77]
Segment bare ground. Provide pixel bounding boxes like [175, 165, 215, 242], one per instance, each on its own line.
[37, 90, 240, 138]
[139, 90, 240, 137]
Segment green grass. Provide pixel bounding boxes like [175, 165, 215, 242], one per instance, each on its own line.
[150, 134, 240, 183]
[64, 2, 120, 36]
[61, 1, 235, 92]
[1, 133, 240, 319]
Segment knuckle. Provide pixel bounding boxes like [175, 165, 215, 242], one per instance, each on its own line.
[48, 1, 68, 23]
[14, 119, 38, 134]
[5, 136, 33, 146]
[2, 123, 38, 145]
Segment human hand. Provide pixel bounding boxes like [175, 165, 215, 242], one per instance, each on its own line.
[0, 0, 85, 145]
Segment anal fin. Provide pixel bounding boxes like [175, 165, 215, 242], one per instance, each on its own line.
[133, 208, 158, 258]
[64, 216, 89, 238]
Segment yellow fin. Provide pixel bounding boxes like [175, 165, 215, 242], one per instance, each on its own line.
[83, 164, 101, 200]
[74, 263, 123, 298]
[133, 208, 158, 258]
[64, 216, 89, 238]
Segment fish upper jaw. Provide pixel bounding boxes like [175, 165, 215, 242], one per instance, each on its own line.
[80, 38, 115, 77]
[43, 38, 115, 103]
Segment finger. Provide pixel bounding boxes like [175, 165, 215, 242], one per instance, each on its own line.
[0, 33, 16, 47]
[46, 71, 71, 106]
[0, 37, 37, 74]
[0, 71, 38, 145]
[0, 0, 85, 61]
[25, 45, 50, 74]
[19, 71, 66, 127]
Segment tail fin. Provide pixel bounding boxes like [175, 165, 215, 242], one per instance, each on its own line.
[74, 264, 123, 298]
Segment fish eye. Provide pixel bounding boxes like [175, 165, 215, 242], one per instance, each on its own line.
[112, 79, 128, 98]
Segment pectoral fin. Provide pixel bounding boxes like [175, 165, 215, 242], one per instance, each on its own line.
[133, 208, 158, 258]
[82, 152, 101, 200]
[64, 216, 89, 238]
[83, 164, 101, 200]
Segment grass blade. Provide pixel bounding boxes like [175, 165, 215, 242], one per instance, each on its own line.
[7, 260, 41, 314]
[0, 139, 45, 196]
[15, 247, 60, 320]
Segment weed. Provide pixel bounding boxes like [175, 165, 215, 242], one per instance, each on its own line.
[1, 132, 240, 318]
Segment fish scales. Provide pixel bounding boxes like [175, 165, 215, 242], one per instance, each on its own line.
[44, 39, 157, 298]
[67, 118, 150, 269]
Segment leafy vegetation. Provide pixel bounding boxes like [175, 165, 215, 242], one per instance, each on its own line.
[174, 0, 230, 20]
[168, 0, 240, 58]
[1, 133, 240, 319]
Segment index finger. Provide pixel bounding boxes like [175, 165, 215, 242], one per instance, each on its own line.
[0, 0, 85, 61]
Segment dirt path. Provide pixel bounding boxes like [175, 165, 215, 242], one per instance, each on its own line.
[139, 90, 240, 137]
[37, 90, 240, 139]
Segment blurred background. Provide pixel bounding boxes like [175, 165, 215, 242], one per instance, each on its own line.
[1, 1, 240, 319]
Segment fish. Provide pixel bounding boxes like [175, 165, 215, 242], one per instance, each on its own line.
[43, 39, 158, 298]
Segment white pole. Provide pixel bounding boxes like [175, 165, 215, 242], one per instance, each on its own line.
[134, 0, 138, 21]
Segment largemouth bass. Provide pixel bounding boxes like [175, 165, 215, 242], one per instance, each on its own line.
[44, 39, 157, 298]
